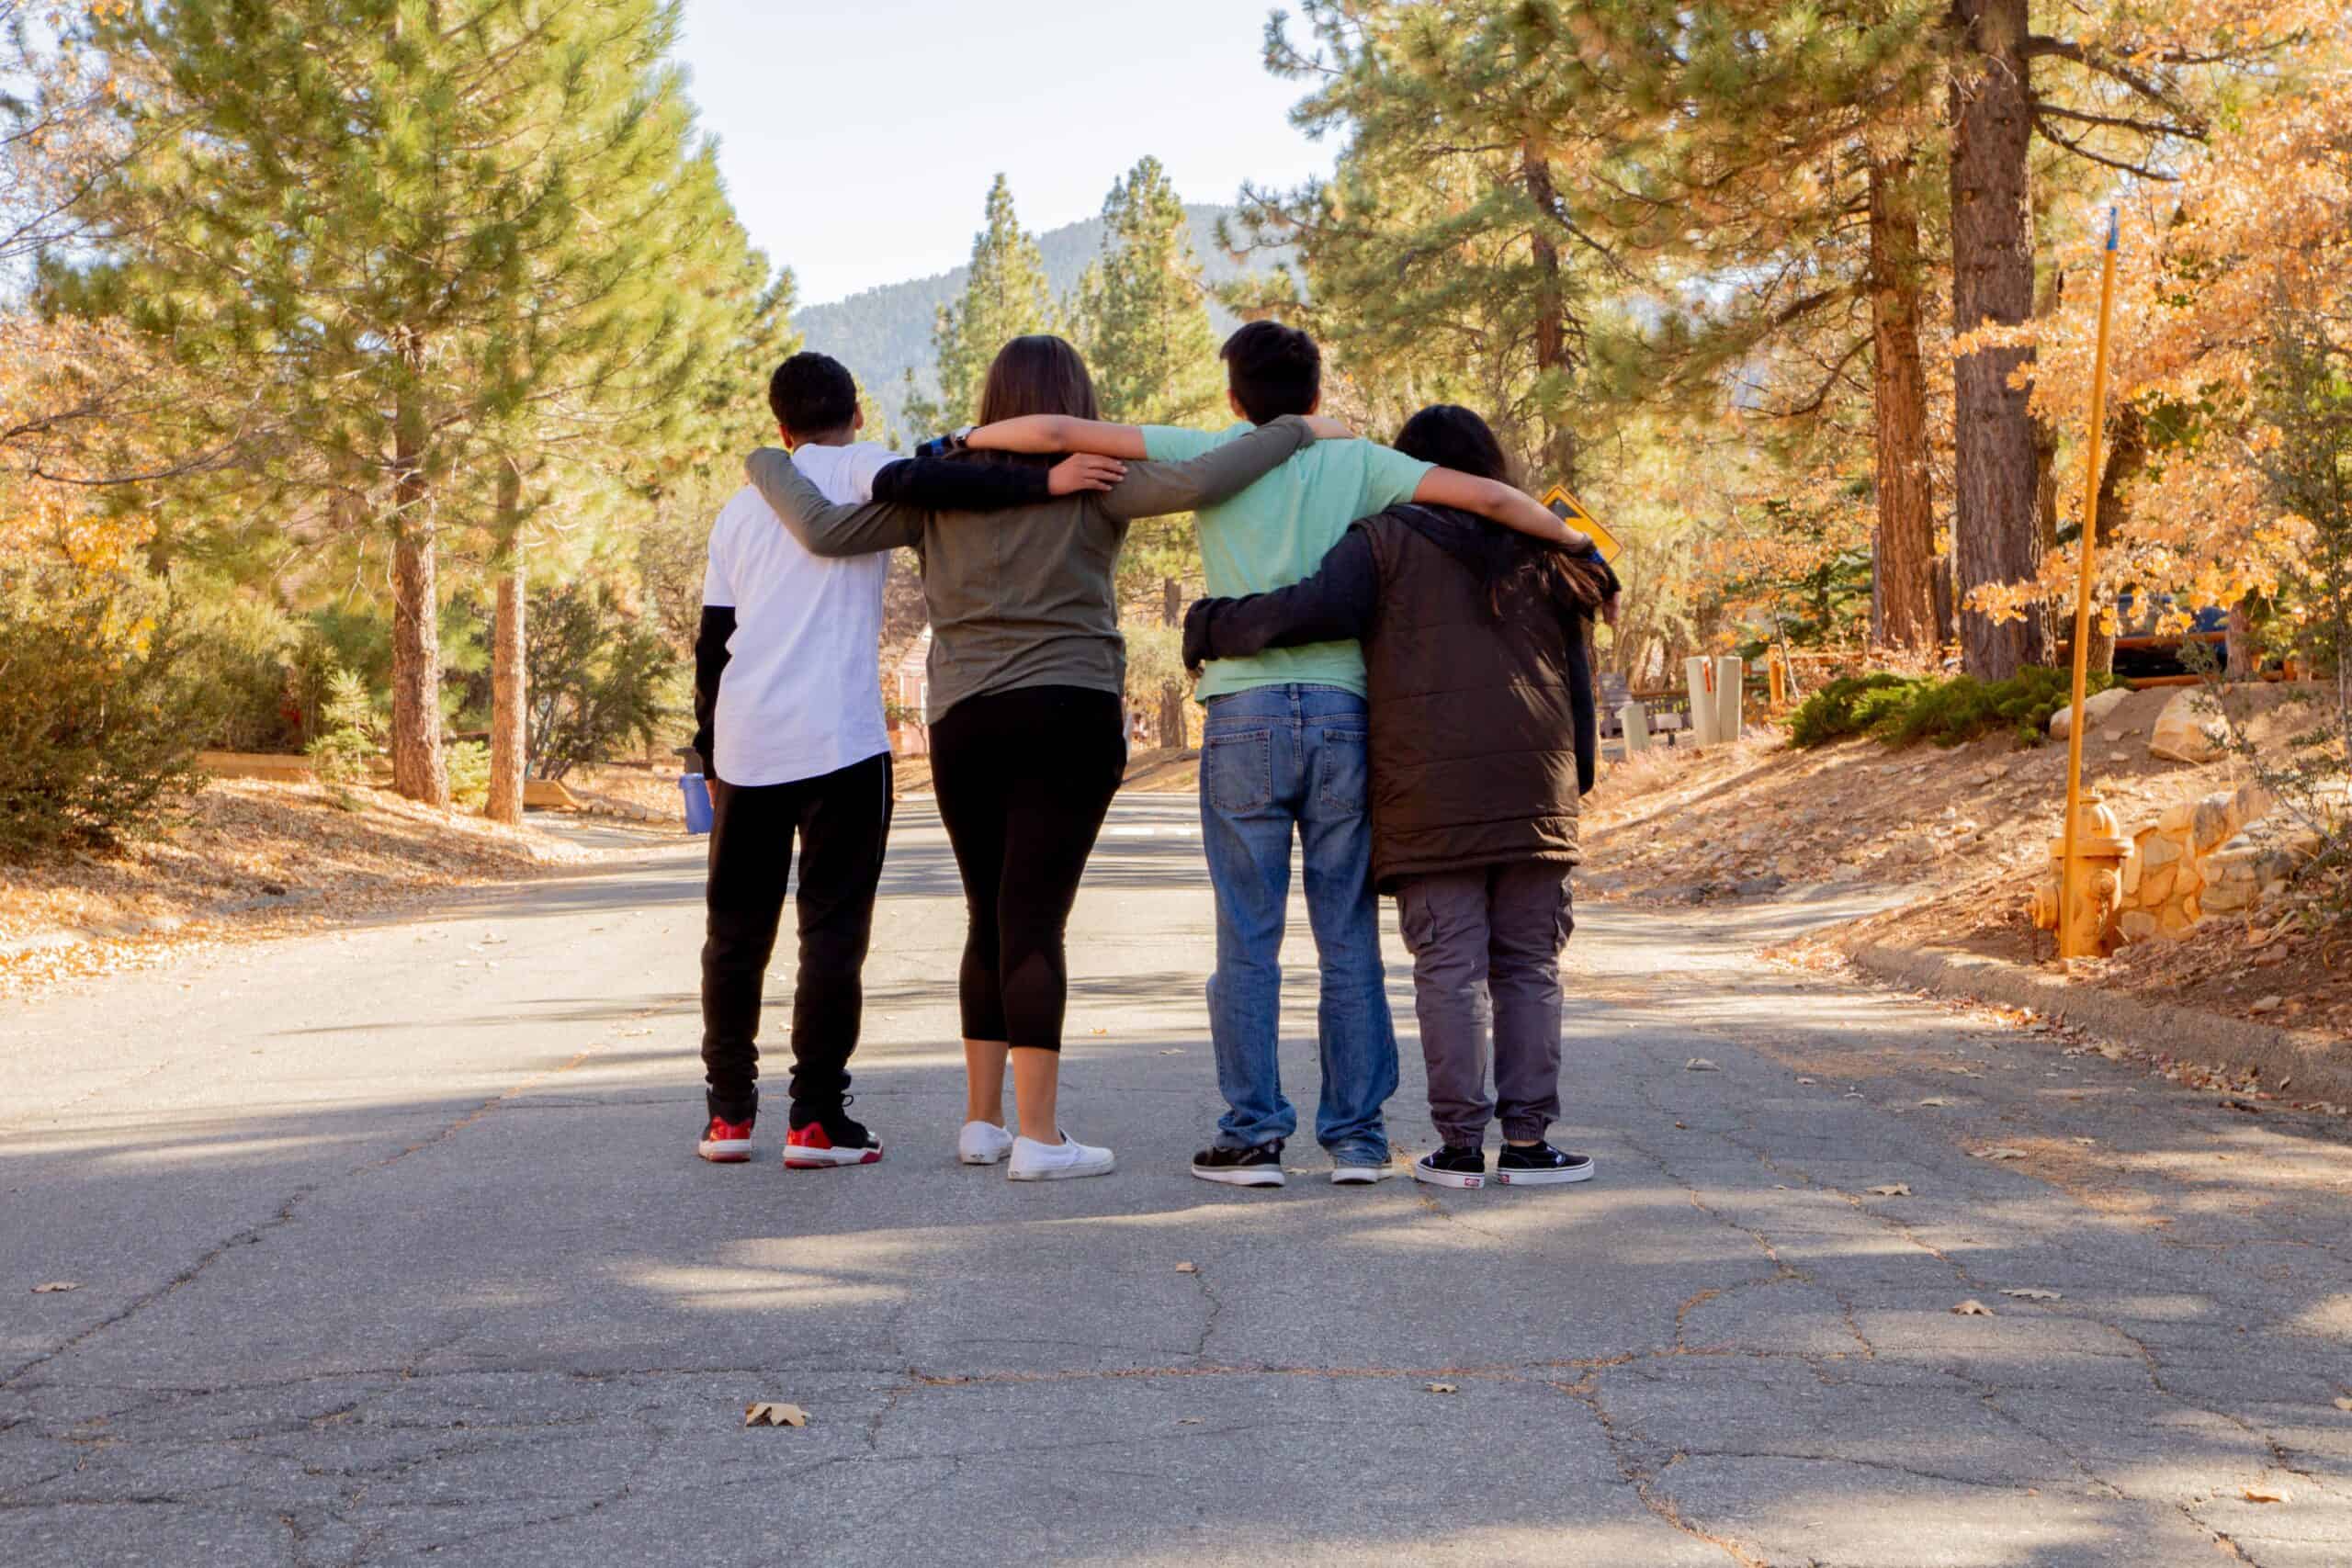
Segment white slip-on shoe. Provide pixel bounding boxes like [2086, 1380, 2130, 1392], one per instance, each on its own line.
[1007, 1132, 1116, 1182]
[1331, 1159, 1397, 1185]
[958, 1120, 1015, 1166]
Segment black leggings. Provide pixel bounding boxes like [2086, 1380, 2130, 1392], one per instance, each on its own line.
[928, 685, 1125, 1052]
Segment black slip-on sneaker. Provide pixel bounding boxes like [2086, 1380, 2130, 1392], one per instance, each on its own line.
[1496, 1142, 1595, 1186]
[1412, 1145, 1488, 1190]
[1191, 1141, 1286, 1188]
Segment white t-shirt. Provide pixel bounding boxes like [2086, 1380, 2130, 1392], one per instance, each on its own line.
[699, 442, 895, 787]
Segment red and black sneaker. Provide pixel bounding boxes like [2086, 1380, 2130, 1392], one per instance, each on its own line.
[784, 1104, 882, 1169]
[697, 1114, 754, 1164]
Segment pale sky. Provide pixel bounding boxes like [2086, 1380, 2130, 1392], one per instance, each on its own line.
[674, 0, 1340, 305]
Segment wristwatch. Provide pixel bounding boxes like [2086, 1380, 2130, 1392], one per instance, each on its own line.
[914, 425, 978, 461]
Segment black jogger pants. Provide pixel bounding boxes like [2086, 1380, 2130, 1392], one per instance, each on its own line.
[928, 685, 1124, 1052]
[698, 751, 893, 1123]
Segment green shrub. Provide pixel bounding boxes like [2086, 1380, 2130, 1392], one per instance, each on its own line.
[0, 559, 224, 857]
[444, 740, 491, 813]
[1788, 667, 2120, 750]
[304, 667, 383, 784]
[526, 582, 682, 781]
[186, 588, 303, 752]
[1787, 673, 1930, 748]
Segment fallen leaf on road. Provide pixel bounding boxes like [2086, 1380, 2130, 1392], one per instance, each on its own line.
[2242, 1485, 2287, 1504]
[1795, 1077, 1816, 1085]
[744, 1403, 809, 1428]
[2072, 1137, 2097, 1146]
[1091, 1028, 1109, 1036]
[1177, 1416, 1204, 1426]
[1174, 1262, 1198, 1274]
[31, 1281, 78, 1293]
[1866, 1184, 1910, 1197]
[1974, 1147, 2028, 1161]
[1426, 1382, 1458, 1394]
[1686, 1057, 1719, 1072]
[2001, 1288, 2063, 1301]
[1951, 1300, 1994, 1316]
[1917, 1098, 1951, 1107]
[1158, 1049, 1184, 1056]
[2333, 1398, 2352, 1412]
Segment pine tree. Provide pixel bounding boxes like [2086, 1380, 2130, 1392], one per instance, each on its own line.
[62, 0, 754, 807]
[904, 175, 1056, 434]
[1072, 155, 1224, 747]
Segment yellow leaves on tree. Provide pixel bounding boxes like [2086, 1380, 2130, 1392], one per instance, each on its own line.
[1968, 6, 2350, 631]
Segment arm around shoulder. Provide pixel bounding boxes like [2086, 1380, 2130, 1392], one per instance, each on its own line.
[1413, 468, 1590, 550]
[1182, 526, 1380, 666]
[746, 448, 920, 557]
[1103, 414, 1313, 522]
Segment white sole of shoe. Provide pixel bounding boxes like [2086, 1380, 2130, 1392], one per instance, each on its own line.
[1330, 1164, 1396, 1185]
[959, 1147, 1011, 1166]
[1008, 1154, 1116, 1181]
[698, 1142, 752, 1164]
[1496, 1163, 1595, 1186]
[783, 1145, 883, 1168]
[1191, 1163, 1285, 1187]
[1412, 1162, 1485, 1190]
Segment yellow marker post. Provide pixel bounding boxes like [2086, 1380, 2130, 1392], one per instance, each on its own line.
[1541, 485, 1623, 563]
[2058, 209, 2122, 961]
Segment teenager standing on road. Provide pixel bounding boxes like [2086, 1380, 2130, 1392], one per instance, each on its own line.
[745, 336, 1320, 1181]
[1182, 404, 1616, 1190]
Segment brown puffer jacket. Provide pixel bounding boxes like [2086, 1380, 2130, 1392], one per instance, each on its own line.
[1184, 502, 1611, 893]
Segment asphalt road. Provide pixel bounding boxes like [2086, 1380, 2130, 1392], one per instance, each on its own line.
[6, 795, 2352, 1566]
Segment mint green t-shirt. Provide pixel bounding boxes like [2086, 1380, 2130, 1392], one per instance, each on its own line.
[1144, 423, 1432, 702]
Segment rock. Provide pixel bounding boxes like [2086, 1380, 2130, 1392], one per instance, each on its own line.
[2190, 791, 2241, 852]
[2233, 781, 2277, 824]
[2139, 831, 2181, 870]
[2150, 689, 2230, 764]
[1732, 874, 1787, 898]
[2159, 801, 2195, 835]
[2201, 879, 2255, 914]
[2251, 995, 2285, 1016]
[2135, 864, 2178, 908]
[2049, 686, 2132, 739]
[2118, 910, 2161, 942]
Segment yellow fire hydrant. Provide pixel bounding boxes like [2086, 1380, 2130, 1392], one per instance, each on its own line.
[2030, 794, 2135, 956]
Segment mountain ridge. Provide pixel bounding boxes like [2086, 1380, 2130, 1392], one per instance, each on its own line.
[795, 203, 1287, 440]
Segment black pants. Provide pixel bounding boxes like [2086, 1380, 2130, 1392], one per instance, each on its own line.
[699, 752, 893, 1123]
[929, 685, 1124, 1052]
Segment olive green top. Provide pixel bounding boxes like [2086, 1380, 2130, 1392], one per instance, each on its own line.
[744, 414, 1316, 722]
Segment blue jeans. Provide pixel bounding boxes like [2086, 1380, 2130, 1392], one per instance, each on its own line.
[1199, 684, 1397, 1161]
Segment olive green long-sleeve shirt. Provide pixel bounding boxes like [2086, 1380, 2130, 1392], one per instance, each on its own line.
[744, 415, 1315, 723]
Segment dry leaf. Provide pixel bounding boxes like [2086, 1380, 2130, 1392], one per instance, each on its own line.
[1951, 1299, 1995, 1316]
[2242, 1485, 2287, 1504]
[1866, 1183, 1911, 1197]
[1158, 1049, 1184, 1055]
[1917, 1097, 1951, 1107]
[2332, 1398, 2352, 1412]
[1795, 1077, 1816, 1085]
[1091, 1027, 1109, 1036]
[1975, 1147, 2028, 1161]
[31, 1280, 78, 1293]
[1686, 1057, 1720, 1072]
[2001, 1288, 2064, 1301]
[1174, 1262, 1198, 1274]
[1426, 1382, 1459, 1394]
[744, 1403, 809, 1428]
[1176, 1416, 1204, 1426]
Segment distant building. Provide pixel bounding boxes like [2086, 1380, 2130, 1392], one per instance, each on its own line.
[889, 627, 931, 757]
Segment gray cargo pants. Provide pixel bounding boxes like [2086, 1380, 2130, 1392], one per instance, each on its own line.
[1395, 862, 1574, 1147]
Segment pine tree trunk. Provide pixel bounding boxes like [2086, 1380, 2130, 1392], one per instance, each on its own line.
[2083, 408, 2147, 676]
[1521, 142, 1578, 486]
[489, 555, 526, 825]
[1948, 0, 2048, 681]
[1866, 152, 1937, 652]
[2225, 601, 2258, 682]
[488, 463, 526, 825]
[388, 385, 447, 807]
[1159, 575, 1186, 749]
[389, 518, 446, 806]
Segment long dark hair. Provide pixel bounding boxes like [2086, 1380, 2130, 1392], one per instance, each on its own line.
[978, 335, 1101, 425]
[1394, 403, 1611, 621]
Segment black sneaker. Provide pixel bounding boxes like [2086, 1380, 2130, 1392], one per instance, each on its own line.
[1191, 1141, 1286, 1188]
[1412, 1145, 1487, 1190]
[784, 1100, 882, 1168]
[1497, 1142, 1595, 1186]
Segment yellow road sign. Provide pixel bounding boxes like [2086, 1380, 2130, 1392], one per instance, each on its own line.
[1541, 484, 1623, 563]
